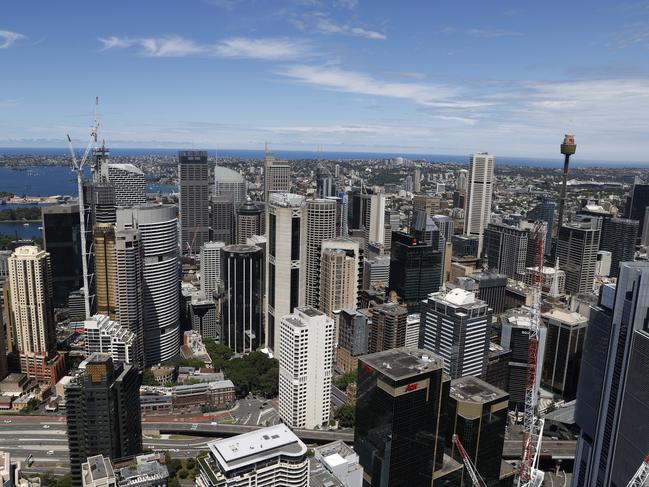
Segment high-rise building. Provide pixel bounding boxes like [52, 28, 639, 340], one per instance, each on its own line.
[211, 195, 235, 245]
[267, 193, 306, 353]
[179, 150, 210, 256]
[557, 216, 601, 295]
[572, 263, 649, 486]
[236, 199, 262, 244]
[541, 308, 587, 401]
[263, 150, 291, 203]
[189, 290, 219, 341]
[368, 302, 408, 354]
[84, 314, 136, 365]
[42, 204, 83, 307]
[200, 241, 225, 295]
[482, 222, 530, 280]
[447, 376, 512, 487]
[221, 244, 263, 353]
[196, 425, 309, 487]
[412, 194, 442, 219]
[316, 164, 336, 199]
[464, 152, 494, 255]
[471, 271, 507, 315]
[362, 255, 390, 290]
[116, 205, 179, 365]
[214, 166, 246, 208]
[83, 181, 116, 227]
[305, 199, 337, 309]
[527, 198, 555, 256]
[106, 164, 147, 207]
[419, 288, 491, 379]
[599, 217, 638, 277]
[362, 193, 386, 248]
[595, 250, 612, 277]
[8, 245, 64, 385]
[456, 169, 468, 192]
[66, 353, 142, 487]
[389, 231, 443, 312]
[335, 309, 368, 374]
[93, 224, 117, 319]
[625, 182, 649, 241]
[278, 306, 334, 429]
[354, 348, 462, 487]
[320, 238, 360, 317]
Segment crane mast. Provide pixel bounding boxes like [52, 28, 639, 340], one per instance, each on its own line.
[627, 453, 649, 487]
[452, 434, 487, 487]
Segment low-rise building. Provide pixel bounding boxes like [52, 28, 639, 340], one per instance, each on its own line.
[115, 453, 169, 487]
[312, 441, 363, 487]
[171, 380, 235, 413]
[0, 373, 36, 397]
[81, 455, 116, 487]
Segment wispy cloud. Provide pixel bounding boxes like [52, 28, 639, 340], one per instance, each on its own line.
[0, 29, 26, 49]
[441, 26, 522, 38]
[204, 0, 243, 9]
[314, 17, 386, 40]
[99, 35, 309, 60]
[610, 23, 649, 49]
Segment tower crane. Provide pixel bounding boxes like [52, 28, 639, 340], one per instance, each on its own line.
[627, 452, 649, 487]
[452, 434, 487, 487]
[65, 98, 100, 319]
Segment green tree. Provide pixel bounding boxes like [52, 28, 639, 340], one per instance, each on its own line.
[177, 469, 189, 479]
[167, 458, 182, 478]
[185, 457, 196, 471]
[141, 368, 157, 386]
[333, 370, 357, 390]
[168, 478, 180, 487]
[334, 404, 356, 428]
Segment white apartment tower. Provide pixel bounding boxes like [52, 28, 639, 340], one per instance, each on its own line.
[106, 163, 147, 207]
[84, 314, 136, 365]
[320, 238, 360, 317]
[200, 241, 225, 295]
[278, 306, 334, 429]
[263, 151, 291, 203]
[464, 153, 494, 255]
[305, 199, 337, 309]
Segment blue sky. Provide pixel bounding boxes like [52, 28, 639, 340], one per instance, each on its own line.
[1, 0, 649, 161]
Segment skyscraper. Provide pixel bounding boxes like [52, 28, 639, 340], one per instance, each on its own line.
[263, 150, 291, 203]
[456, 169, 468, 192]
[599, 217, 638, 278]
[278, 306, 334, 429]
[316, 164, 336, 198]
[221, 244, 263, 353]
[42, 204, 83, 307]
[527, 198, 555, 256]
[213, 166, 246, 208]
[93, 224, 117, 319]
[211, 195, 235, 245]
[305, 199, 337, 309]
[83, 181, 116, 226]
[557, 216, 601, 295]
[464, 152, 494, 255]
[200, 241, 225, 295]
[419, 288, 491, 379]
[8, 246, 64, 385]
[482, 222, 530, 280]
[84, 314, 136, 365]
[267, 193, 306, 353]
[625, 182, 649, 241]
[335, 308, 369, 374]
[320, 237, 360, 317]
[179, 150, 210, 256]
[572, 263, 649, 486]
[116, 205, 179, 365]
[362, 254, 390, 290]
[354, 348, 462, 487]
[236, 199, 262, 244]
[363, 193, 386, 247]
[66, 353, 142, 487]
[368, 302, 408, 354]
[106, 164, 147, 207]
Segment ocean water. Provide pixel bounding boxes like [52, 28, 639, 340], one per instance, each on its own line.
[0, 221, 41, 240]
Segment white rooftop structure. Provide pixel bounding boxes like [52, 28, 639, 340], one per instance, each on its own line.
[444, 287, 476, 306]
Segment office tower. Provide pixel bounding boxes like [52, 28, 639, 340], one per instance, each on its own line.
[267, 193, 306, 353]
[236, 199, 262, 244]
[316, 164, 336, 198]
[411, 210, 441, 247]
[412, 194, 441, 219]
[482, 222, 529, 280]
[335, 309, 368, 374]
[541, 308, 587, 401]
[214, 166, 247, 208]
[447, 376, 511, 486]
[557, 216, 601, 295]
[464, 152, 495, 255]
[179, 150, 210, 256]
[572, 263, 649, 486]
[485, 342, 511, 392]
[42, 204, 83, 307]
[8, 246, 64, 384]
[263, 150, 291, 202]
[403, 175, 414, 193]
[456, 169, 468, 192]
[625, 182, 649, 240]
[405, 313, 420, 348]
[200, 241, 225, 295]
[368, 302, 408, 353]
[106, 164, 146, 207]
[470, 271, 507, 315]
[83, 181, 116, 226]
[362, 193, 386, 248]
[196, 425, 309, 487]
[354, 348, 462, 487]
[389, 231, 443, 312]
[93, 224, 117, 319]
[527, 198, 556, 256]
[278, 306, 334, 429]
[221, 244, 263, 353]
[420, 288, 491, 379]
[599, 217, 638, 277]
[66, 353, 142, 487]
[524, 265, 566, 295]
[499, 308, 546, 409]
[413, 167, 421, 193]
[595, 250, 611, 277]
[305, 199, 337, 309]
[362, 255, 390, 289]
[452, 234, 480, 258]
[189, 290, 219, 340]
[320, 238, 360, 317]
[432, 214, 454, 242]
[116, 205, 179, 365]
[211, 195, 235, 245]
[84, 314, 136, 364]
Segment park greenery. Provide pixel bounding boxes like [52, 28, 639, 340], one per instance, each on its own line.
[334, 404, 355, 428]
[333, 370, 357, 391]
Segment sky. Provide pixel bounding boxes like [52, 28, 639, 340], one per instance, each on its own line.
[1, 0, 649, 162]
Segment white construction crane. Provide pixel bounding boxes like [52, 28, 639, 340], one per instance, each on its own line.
[452, 434, 486, 487]
[65, 98, 99, 319]
[627, 453, 649, 487]
[518, 221, 547, 487]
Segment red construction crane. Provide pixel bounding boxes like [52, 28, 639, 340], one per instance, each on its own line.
[627, 452, 649, 487]
[452, 434, 486, 487]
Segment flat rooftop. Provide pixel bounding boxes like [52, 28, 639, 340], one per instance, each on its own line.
[208, 424, 306, 473]
[542, 308, 588, 326]
[450, 375, 508, 403]
[82, 455, 114, 484]
[360, 347, 443, 381]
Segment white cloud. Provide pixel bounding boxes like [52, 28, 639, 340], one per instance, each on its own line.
[314, 18, 386, 40]
[0, 30, 26, 49]
[214, 37, 309, 60]
[441, 26, 522, 38]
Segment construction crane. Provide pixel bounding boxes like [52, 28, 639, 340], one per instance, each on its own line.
[518, 221, 547, 487]
[65, 98, 100, 319]
[627, 452, 649, 487]
[452, 434, 486, 487]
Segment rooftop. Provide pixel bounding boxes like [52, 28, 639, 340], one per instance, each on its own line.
[108, 163, 144, 175]
[82, 455, 114, 485]
[214, 166, 245, 183]
[361, 347, 443, 381]
[542, 308, 588, 326]
[268, 192, 305, 208]
[450, 376, 508, 404]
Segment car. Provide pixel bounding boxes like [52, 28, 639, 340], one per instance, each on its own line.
[210, 421, 217, 426]
[2, 420, 11, 424]
[542, 448, 549, 453]
[46, 450, 54, 455]
[42, 425, 50, 429]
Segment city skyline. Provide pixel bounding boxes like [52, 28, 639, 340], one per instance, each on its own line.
[1, 1, 649, 162]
